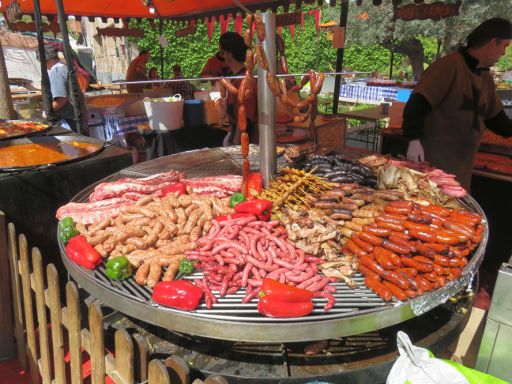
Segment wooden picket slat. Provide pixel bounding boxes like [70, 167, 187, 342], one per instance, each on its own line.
[0, 212, 15, 360]
[7, 223, 27, 370]
[18, 234, 38, 384]
[114, 329, 134, 384]
[164, 355, 190, 384]
[89, 303, 106, 384]
[133, 332, 150, 383]
[47, 264, 66, 384]
[66, 282, 83, 384]
[32, 248, 52, 384]
[148, 360, 171, 384]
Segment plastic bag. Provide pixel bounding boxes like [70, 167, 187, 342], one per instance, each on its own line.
[387, 332, 508, 384]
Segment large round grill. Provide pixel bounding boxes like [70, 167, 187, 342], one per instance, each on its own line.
[60, 146, 487, 342]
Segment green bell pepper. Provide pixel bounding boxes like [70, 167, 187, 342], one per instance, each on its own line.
[178, 259, 195, 275]
[59, 217, 78, 243]
[229, 192, 247, 208]
[105, 256, 132, 281]
[60, 217, 75, 229]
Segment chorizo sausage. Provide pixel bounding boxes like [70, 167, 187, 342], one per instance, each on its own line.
[420, 204, 451, 217]
[407, 228, 436, 243]
[413, 256, 434, 266]
[382, 239, 410, 255]
[414, 275, 433, 291]
[435, 230, 465, 245]
[358, 264, 380, 280]
[384, 205, 412, 215]
[254, 43, 269, 71]
[382, 280, 408, 301]
[346, 239, 368, 258]
[219, 77, 238, 96]
[433, 255, 450, 267]
[398, 271, 419, 290]
[374, 247, 397, 270]
[358, 231, 383, 246]
[401, 257, 434, 273]
[381, 270, 410, 290]
[442, 220, 475, 238]
[351, 234, 374, 253]
[363, 225, 391, 237]
[397, 267, 418, 277]
[359, 255, 385, 276]
[375, 220, 405, 232]
[364, 277, 392, 301]
[254, 14, 266, 42]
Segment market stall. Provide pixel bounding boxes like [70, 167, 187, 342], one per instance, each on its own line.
[1, 1, 503, 383]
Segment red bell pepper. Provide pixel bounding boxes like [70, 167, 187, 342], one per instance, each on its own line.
[260, 278, 313, 302]
[257, 278, 314, 318]
[161, 182, 187, 196]
[234, 199, 273, 221]
[213, 213, 257, 222]
[243, 172, 263, 198]
[65, 235, 102, 270]
[152, 280, 204, 311]
[257, 297, 313, 318]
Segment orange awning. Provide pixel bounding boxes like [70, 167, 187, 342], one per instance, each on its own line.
[0, 0, 321, 21]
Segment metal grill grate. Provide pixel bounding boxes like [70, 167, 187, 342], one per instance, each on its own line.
[62, 146, 487, 342]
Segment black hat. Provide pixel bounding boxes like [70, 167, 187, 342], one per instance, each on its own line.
[467, 18, 512, 47]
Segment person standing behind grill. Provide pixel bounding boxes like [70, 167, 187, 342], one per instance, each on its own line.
[200, 37, 232, 80]
[37, 44, 78, 132]
[169, 64, 196, 100]
[403, 18, 512, 190]
[126, 49, 150, 93]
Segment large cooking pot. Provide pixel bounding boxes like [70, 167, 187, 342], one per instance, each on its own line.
[0, 135, 105, 172]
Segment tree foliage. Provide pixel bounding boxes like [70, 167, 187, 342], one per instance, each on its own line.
[130, 1, 512, 81]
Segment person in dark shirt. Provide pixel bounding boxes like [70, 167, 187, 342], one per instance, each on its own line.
[402, 18, 512, 190]
[169, 64, 196, 100]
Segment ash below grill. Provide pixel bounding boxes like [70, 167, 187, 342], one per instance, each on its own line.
[61, 146, 487, 344]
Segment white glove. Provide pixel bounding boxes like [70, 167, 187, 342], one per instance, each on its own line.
[406, 139, 425, 162]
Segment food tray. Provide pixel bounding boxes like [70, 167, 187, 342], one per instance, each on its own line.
[58, 147, 487, 343]
[0, 119, 51, 141]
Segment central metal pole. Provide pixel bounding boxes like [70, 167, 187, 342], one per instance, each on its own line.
[332, 0, 349, 114]
[258, 12, 277, 188]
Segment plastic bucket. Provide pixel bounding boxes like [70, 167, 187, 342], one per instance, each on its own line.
[143, 95, 184, 131]
[184, 99, 205, 128]
[396, 89, 413, 102]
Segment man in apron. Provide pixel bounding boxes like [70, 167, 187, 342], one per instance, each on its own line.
[403, 18, 512, 190]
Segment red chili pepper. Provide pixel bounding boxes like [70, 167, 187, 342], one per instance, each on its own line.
[213, 213, 257, 222]
[243, 172, 263, 198]
[234, 199, 273, 221]
[161, 182, 187, 196]
[152, 280, 204, 311]
[257, 278, 314, 318]
[65, 235, 101, 270]
[260, 278, 313, 302]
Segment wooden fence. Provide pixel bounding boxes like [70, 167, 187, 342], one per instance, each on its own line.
[4, 216, 228, 384]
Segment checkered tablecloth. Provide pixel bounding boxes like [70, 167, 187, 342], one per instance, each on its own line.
[102, 114, 149, 141]
[339, 84, 398, 102]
